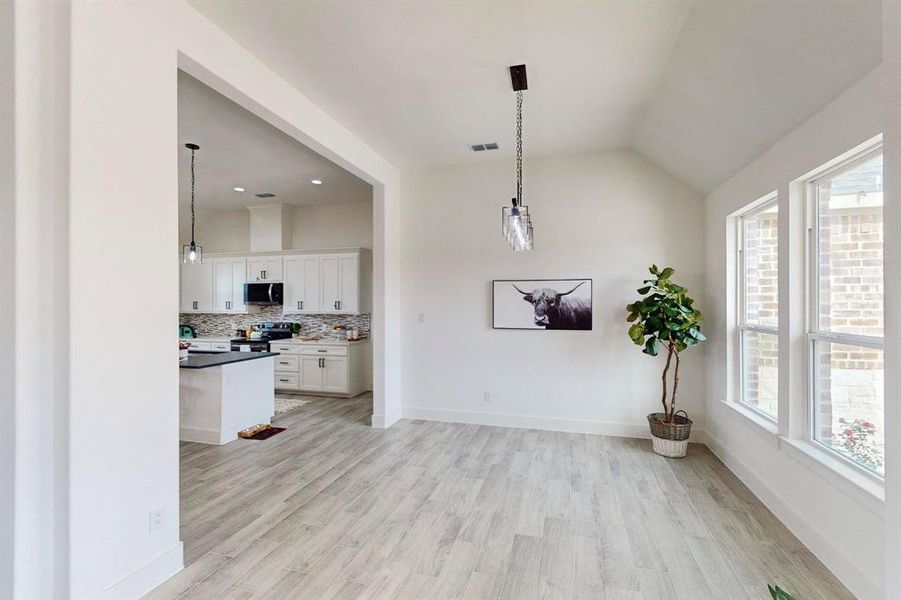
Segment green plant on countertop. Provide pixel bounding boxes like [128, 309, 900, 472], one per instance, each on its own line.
[768, 584, 797, 600]
[626, 265, 705, 423]
[291, 322, 301, 335]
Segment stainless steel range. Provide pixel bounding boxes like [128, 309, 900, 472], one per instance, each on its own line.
[230, 322, 294, 352]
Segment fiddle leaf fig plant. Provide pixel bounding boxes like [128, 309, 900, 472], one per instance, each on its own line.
[626, 265, 705, 423]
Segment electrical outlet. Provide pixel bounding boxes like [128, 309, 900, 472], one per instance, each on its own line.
[149, 506, 165, 533]
[483, 391, 491, 403]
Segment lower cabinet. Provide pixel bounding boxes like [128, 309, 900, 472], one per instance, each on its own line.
[273, 342, 369, 396]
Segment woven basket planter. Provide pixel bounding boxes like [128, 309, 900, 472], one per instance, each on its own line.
[647, 411, 692, 458]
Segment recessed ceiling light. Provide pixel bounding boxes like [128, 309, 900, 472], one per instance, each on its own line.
[311, 179, 323, 185]
[233, 186, 245, 192]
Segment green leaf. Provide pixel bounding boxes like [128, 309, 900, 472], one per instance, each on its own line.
[650, 264, 659, 275]
[694, 330, 707, 341]
[659, 267, 674, 279]
[768, 585, 797, 600]
[643, 338, 659, 356]
[628, 324, 644, 343]
[636, 286, 651, 295]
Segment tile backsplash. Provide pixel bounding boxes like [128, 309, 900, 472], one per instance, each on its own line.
[180, 305, 370, 339]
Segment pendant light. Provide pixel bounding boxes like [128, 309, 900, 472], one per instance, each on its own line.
[182, 143, 204, 264]
[502, 64, 533, 251]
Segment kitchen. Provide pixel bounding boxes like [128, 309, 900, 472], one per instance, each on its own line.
[176, 70, 374, 448]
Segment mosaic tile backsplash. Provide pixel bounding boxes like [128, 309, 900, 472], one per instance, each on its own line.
[180, 305, 371, 340]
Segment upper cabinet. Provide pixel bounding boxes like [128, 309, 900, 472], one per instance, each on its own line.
[247, 257, 283, 282]
[179, 249, 370, 315]
[283, 255, 322, 313]
[320, 253, 359, 314]
[180, 261, 213, 313]
[212, 258, 247, 313]
[284, 252, 364, 314]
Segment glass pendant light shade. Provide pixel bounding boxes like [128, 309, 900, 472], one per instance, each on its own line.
[182, 241, 203, 264]
[502, 200, 533, 251]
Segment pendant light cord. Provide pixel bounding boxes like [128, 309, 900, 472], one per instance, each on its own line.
[190, 147, 196, 244]
[515, 90, 523, 206]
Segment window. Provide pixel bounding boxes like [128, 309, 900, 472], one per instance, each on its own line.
[736, 196, 779, 419]
[808, 147, 884, 476]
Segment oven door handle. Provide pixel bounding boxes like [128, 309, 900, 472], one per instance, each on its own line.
[268, 284, 274, 303]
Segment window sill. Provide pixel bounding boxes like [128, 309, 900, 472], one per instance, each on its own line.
[721, 400, 779, 438]
[719, 400, 883, 516]
[779, 437, 884, 516]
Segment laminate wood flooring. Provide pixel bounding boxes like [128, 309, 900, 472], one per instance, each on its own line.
[144, 396, 854, 600]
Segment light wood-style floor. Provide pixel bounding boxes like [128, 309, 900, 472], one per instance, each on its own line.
[145, 396, 853, 600]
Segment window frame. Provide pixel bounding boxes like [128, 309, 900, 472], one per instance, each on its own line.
[805, 143, 885, 480]
[735, 193, 780, 422]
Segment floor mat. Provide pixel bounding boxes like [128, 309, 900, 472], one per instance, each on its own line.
[274, 397, 311, 417]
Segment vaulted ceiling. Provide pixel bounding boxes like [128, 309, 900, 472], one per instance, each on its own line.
[189, 0, 882, 194]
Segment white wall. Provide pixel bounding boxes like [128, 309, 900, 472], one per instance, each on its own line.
[401, 150, 705, 435]
[704, 67, 884, 599]
[292, 201, 373, 249]
[179, 208, 250, 252]
[180, 201, 373, 252]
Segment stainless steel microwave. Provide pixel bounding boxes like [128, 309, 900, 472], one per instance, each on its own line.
[244, 282, 283, 305]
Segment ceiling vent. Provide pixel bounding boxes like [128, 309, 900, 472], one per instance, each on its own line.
[470, 142, 499, 152]
[255, 192, 276, 198]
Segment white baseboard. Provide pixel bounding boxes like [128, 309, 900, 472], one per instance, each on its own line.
[371, 407, 402, 429]
[705, 434, 881, 600]
[179, 425, 229, 445]
[402, 406, 707, 441]
[100, 541, 183, 600]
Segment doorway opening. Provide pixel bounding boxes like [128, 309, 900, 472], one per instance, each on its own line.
[175, 69, 378, 566]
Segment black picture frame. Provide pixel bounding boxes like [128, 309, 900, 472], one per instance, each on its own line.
[492, 278, 593, 330]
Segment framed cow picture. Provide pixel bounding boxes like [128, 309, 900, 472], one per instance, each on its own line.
[492, 279, 593, 330]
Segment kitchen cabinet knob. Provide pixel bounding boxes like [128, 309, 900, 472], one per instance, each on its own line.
[297, 300, 301, 310]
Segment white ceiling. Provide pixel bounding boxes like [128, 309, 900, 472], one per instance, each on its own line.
[189, 0, 882, 194]
[188, 0, 693, 166]
[633, 0, 882, 193]
[177, 70, 371, 213]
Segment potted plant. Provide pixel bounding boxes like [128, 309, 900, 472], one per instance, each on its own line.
[626, 265, 705, 458]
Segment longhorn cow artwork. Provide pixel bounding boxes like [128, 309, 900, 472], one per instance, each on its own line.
[492, 279, 593, 330]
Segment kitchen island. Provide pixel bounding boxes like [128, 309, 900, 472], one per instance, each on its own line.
[179, 351, 278, 445]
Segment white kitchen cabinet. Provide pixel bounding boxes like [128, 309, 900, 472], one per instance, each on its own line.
[180, 249, 369, 315]
[322, 356, 349, 394]
[283, 255, 322, 313]
[247, 257, 283, 282]
[299, 356, 323, 391]
[180, 261, 213, 313]
[320, 253, 359, 314]
[274, 342, 370, 396]
[212, 258, 247, 313]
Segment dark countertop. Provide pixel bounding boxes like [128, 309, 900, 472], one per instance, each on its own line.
[180, 351, 280, 370]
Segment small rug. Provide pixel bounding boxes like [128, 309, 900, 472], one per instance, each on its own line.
[244, 426, 285, 440]
[275, 397, 311, 417]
